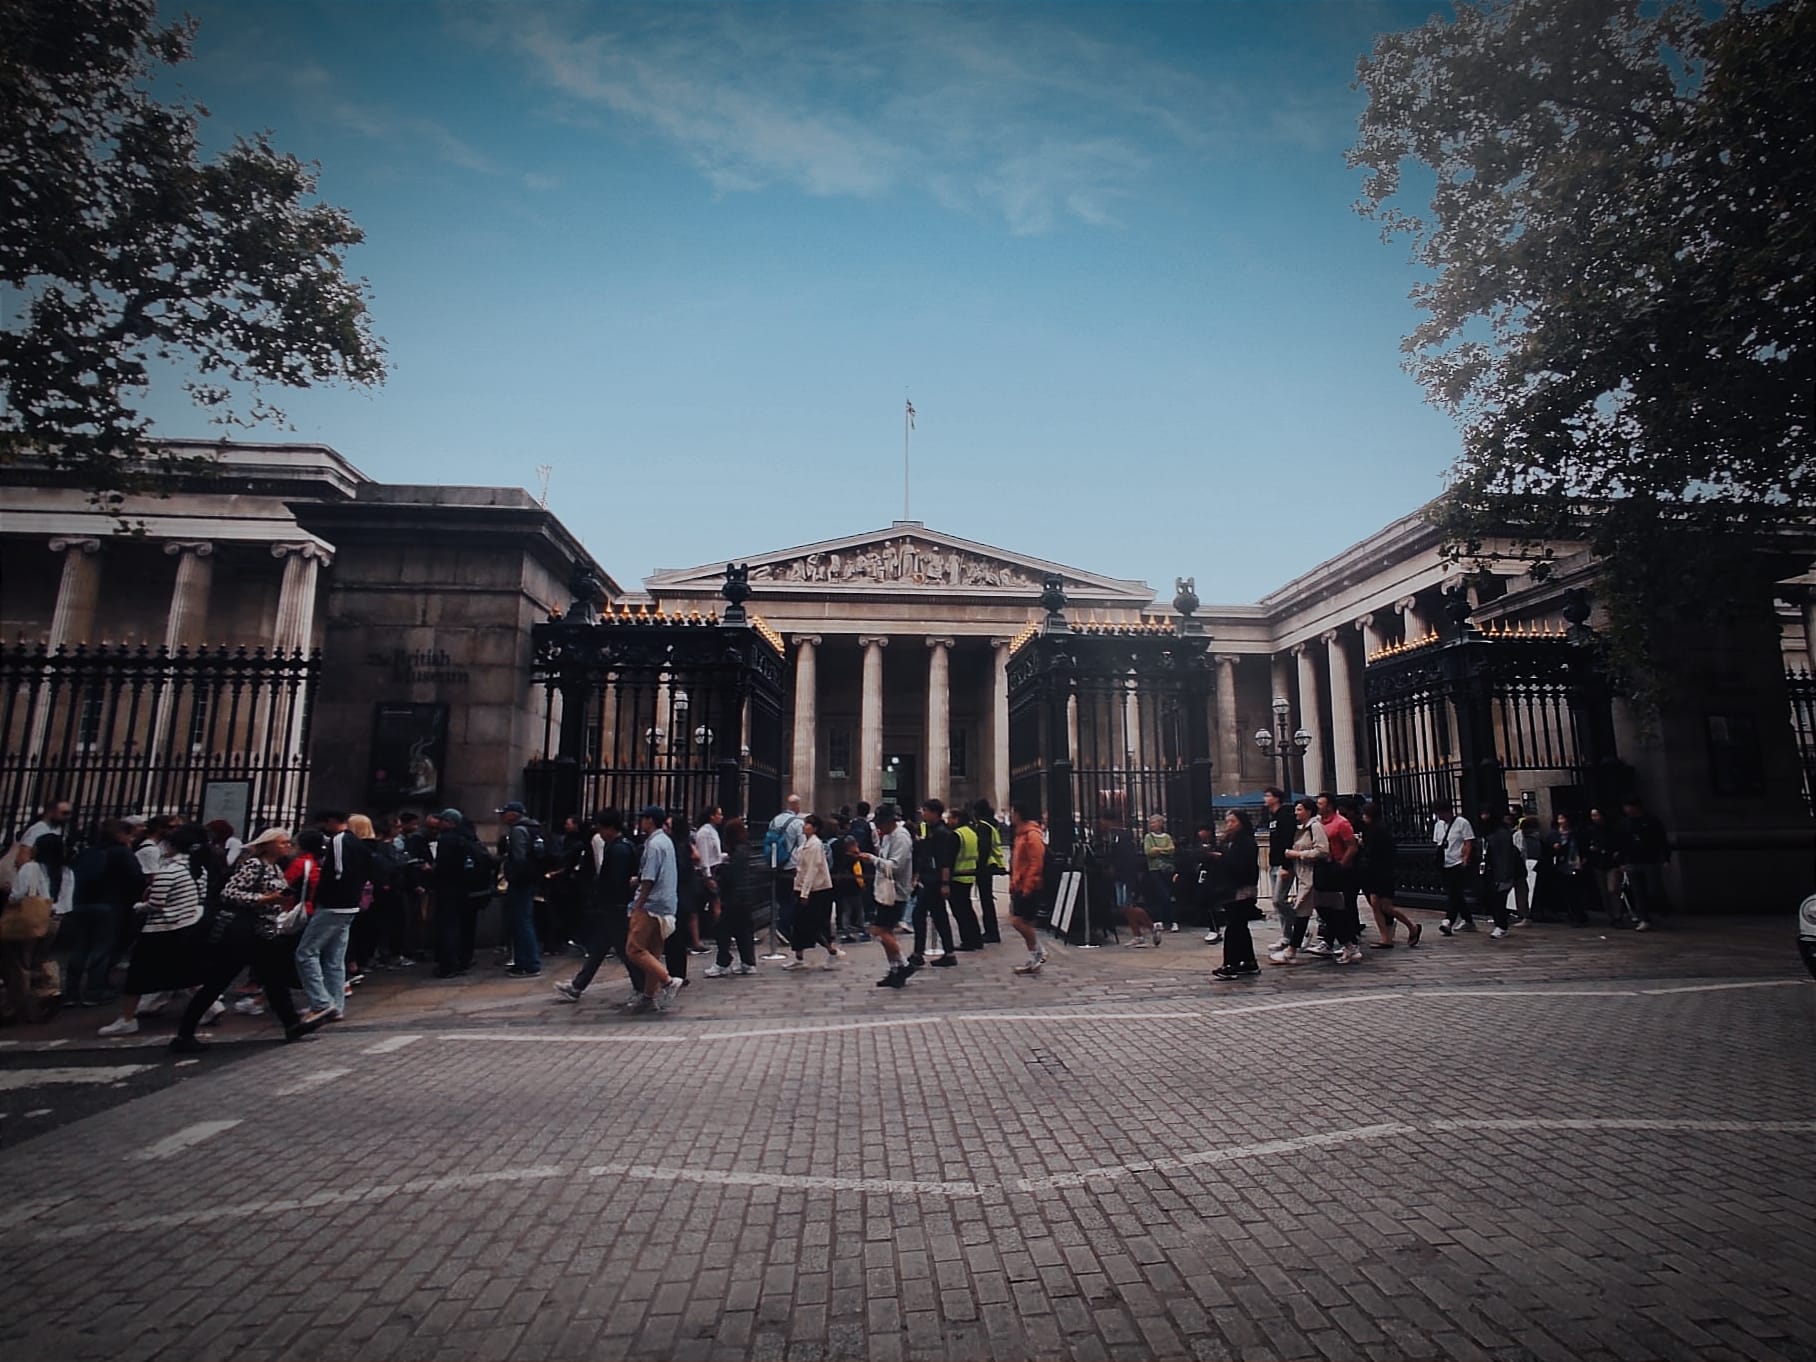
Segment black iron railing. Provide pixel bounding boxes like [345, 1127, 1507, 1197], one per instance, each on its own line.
[1789, 667, 1816, 813]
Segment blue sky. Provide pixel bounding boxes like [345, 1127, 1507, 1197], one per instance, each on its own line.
[145, 0, 1456, 602]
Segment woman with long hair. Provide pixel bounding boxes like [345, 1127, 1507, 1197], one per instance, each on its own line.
[3, 832, 74, 1022]
[704, 817, 761, 977]
[786, 813, 841, 970]
[1270, 799, 1333, 965]
[1208, 811, 1262, 981]
[1360, 804, 1421, 948]
[98, 823, 212, 1036]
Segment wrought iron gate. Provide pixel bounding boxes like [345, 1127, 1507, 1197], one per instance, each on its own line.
[1365, 590, 1621, 898]
[526, 566, 787, 829]
[0, 642, 319, 836]
[1788, 667, 1816, 813]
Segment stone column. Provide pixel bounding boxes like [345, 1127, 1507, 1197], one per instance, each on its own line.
[1323, 628, 1360, 794]
[271, 541, 330, 653]
[152, 542, 216, 759]
[859, 635, 888, 807]
[1066, 693, 1080, 771]
[924, 637, 954, 804]
[1214, 655, 1241, 795]
[1357, 611, 1385, 660]
[1396, 594, 1426, 645]
[47, 537, 103, 647]
[990, 638, 1011, 813]
[1294, 642, 1325, 794]
[789, 635, 820, 809]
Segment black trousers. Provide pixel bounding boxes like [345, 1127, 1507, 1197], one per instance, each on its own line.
[716, 896, 755, 968]
[912, 884, 956, 959]
[572, 909, 630, 992]
[976, 872, 1002, 942]
[177, 927, 302, 1039]
[794, 888, 834, 953]
[1475, 879, 1513, 931]
[948, 881, 984, 949]
[1441, 866, 1475, 924]
[1221, 900, 1257, 969]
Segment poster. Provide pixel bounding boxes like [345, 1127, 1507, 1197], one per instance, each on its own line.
[368, 703, 449, 808]
[200, 779, 252, 839]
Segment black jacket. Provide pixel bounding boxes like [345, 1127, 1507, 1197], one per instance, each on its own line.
[318, 831, 376, 911]
[1263, 806, 1294, 866]
[1217, 830, 1260, 894]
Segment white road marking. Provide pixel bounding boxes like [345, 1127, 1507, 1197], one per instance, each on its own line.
[1638, 979, 1809, 995]
[25, 1108, 50, 1118]
[127, 1119, 241, 1162]
[359, 1035, 423, 1054]
[1428, 1117, 1816, 1135]
[585, 1162, 983, 1197]
[274, 1067, 352, 1097]
[1015, 1123, 1413, 1191]
[0, 1065, 154, 1092]
[438, 1030, 688, 1045]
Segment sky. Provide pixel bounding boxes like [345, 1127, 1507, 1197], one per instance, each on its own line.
[139, 0, 1459, 603]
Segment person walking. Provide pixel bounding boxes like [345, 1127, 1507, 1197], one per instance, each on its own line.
[3, 832, 74, 1022]
[1007, 802, 1050, 975]
[1432, 800, 1478, 936]
[1259, 788, 1296, 953]
[1208, 811, 1262, 980]
[910, 800, 960, 968]
[944, 805, 986, 951]
[170, 828, 322, 1050]
[553, 809, 639, 1001]
[1271, 799, 1333, 964]
[1475, 808, 1521, 939]
[1619, 797, 1670, 930]
[786, 814, 841, 970]
[98, 824, 212, 1036]
[971, 800, 1006, 944]
[495, 801, 546, 977]
[297, 810, 374, 1025]
[622, 806, 683, 1013]
[63, 819, 144, 1007]
[1548, 812, 1593, 925]
[860, 804, 916, 986]
[1584, 806, 1630, 927]
[765, 795, 806, 946]
[1307, 794, 1363, 963]
[1177, 822, 1223, 945]
[704, 818, 762, 978]
[1359, 804, 1420, 947]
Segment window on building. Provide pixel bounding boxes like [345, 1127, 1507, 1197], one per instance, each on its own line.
[828, 728, 851, 779]
[187, 693, 212, 753]
[77, 687, 104, 750]
[950, 727, 969, 780]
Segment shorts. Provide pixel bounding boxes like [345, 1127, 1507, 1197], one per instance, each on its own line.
[1010, 891, 1042, 923]
[867, 896, 902, 927]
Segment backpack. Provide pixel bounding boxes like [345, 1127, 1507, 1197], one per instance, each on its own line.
[505, 818, 552, 883]
[461, 835, 498, 897]
[763, 813, 800, 868]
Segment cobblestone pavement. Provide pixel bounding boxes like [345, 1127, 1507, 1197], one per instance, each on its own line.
[1, 914, 1812, 1362]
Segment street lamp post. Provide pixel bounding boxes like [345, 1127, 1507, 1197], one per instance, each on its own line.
[1253, 694, 1312, 797]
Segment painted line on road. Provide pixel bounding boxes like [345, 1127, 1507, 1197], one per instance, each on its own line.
[585, 1161, 983, 1198]
[1428, 1117, 1816, 1135]
[437, 1030, 688, 1045]
[1015, 1123, 1413, 1192]
[0, 1065, 155, 1092]
[273, 1068, 351, 1097]
[359, 1035, 424, 1054]
[127, 1119, 241, 1163]
[1638, 979, 1809, 995]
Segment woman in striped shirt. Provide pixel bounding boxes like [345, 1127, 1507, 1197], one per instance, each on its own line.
[98, 824, 210, 1036]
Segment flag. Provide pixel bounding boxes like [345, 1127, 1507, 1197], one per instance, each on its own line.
[905, 398, 915, 429]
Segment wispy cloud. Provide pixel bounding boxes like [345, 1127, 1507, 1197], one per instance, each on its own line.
[468, 5, 1333, 235]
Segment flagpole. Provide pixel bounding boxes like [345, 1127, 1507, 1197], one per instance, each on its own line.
[903, 396, 911, 521]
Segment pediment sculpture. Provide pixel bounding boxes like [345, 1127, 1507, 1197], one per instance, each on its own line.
[748, 538, 1040, 590]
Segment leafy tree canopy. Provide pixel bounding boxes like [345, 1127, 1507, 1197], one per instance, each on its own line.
[1350, 0, 1813, 686]
[0, 0, 385, 492]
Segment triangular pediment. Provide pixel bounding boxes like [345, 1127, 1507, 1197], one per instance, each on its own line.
[645, 523, 1154, 604]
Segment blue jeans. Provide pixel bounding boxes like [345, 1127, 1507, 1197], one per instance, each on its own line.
[61, 901, 116, 1001]
[506, 882, 540, 971]
[295, 911, 354, 1014]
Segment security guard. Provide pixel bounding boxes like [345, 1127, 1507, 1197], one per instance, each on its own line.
[944, 805, 986, 950]
[971, 799, 1007, 943]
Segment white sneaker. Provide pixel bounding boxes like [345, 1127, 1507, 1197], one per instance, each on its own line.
[1343, 944, 1364, 963]
[1269, 939, 1290, 952]
[1304, 940, 1334, 957]
[200, 999, 226, 1026]
[1490, 926, 1508, 939]
[1150, 927, 1163, 946]
[232, 997, 264, 1016]
[98, 1017, 140, 1037]
[731, 963, 755, 976]
[623, 993, 652, 1013]
[1633, 921, 1652, 932]
[135, 993, 170, 1018]
[1268, 946, 1296, 965]
[782, 958, 806, 970]
[1202, 931, 1223, 944]
[654, 978, 684, 1012]
[703, 964, 731, 978]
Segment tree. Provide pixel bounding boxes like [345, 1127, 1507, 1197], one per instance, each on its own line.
[1349, 0, 1814, 693]
[0, 0, 385, 494]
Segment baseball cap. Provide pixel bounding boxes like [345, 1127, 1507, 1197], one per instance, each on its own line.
[496, 800, 527, 815]
[639, 804, 666, 822]
[436, 807, 464, 824]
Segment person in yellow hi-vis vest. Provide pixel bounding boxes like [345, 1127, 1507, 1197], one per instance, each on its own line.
[944, 806, 986, 951]
[971, 800, 1007, 944]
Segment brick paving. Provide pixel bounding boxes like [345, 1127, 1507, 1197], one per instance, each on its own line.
[0, 912, 1812, 1361]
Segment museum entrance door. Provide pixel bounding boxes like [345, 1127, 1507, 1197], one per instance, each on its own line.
[881, 752, 918, 813]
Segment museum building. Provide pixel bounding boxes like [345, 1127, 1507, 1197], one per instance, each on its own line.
[1, 441, 1811, 908]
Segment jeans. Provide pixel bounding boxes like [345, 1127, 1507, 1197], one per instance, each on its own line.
[295, 910, 354, 1014]
[505, 881, 540, 971]
[60, 901, 116, 1001]
[912, 884, 956, 959]
[1270, 868, 1294, 941]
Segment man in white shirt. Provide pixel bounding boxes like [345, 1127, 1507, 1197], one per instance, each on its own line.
[690, 806, 725, 955]
[1431, 799, 1478, 935]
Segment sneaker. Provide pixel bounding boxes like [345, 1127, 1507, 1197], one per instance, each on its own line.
[134, 994, 170, 1018]
[393, 955, 417, 968]
[1151, 927, 1163, 946]
[202, 998, 227, 1024]
[1370, 940, 1397, 950]
[168, 1034, 207, 1054]
[703, 964, 731, 978]
[689, 946, 711, 956]
[930, 955, 958, 968]
[1210, 966, 1249, 980]
[1304, 940, 1335, 957]
[1633, 921, 1652, 932]
[1438, 921, 1454, 936]
[1343, 944, 1364, 963]
[1459, 921, 1478, 932]
[98, 1017, 139, 1037]
[232, 997, 265, 1016]
[1202, 930, 1223, 944]
[730, 962, 755, 976]
[346, 973, 366, 987]
[876, 969, 907, 988]
[782, 958, 807, 971]
[623, 993, 652, 1013]
[552, 981, 582, 1003]
[506, 966, 542, 978]
[1267, 946, 1296, 965]
[654, 978, 684, 1012]
[1408, 923, 1423, 947]
[343, 983, 354, 997]
[1013, 956, 1044, 975]
[1490, 926, 1508, 939]
[1269, 939, 1290, 952]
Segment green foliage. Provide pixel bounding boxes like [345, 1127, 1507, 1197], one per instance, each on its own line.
[0, 0, 385, 493]
[1350, 0, 1814, 702]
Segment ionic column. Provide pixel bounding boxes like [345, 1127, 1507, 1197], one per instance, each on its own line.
[47, 537, 104, 647]
[1293, 642, 1326, 794]
[1323, 628, 1360, 794]
[925, 637, 954, 804]
[1213, 655, 1241, 795]
[790, 635, 820, 811]
[1396, 594, 1426, 645]
[271, 542, 331, 653]
[859, 636, 888, 807]
[1357, 611, 1385, 661]
[990, 638, 1011, 813]
[152, 542, 216, 760]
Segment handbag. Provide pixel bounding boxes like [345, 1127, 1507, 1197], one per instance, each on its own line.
[1312, 859, 1342, 892]
[874, 867, 899, 908]
[274, 903, 308, 935]
[0, 893, 54, 942]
